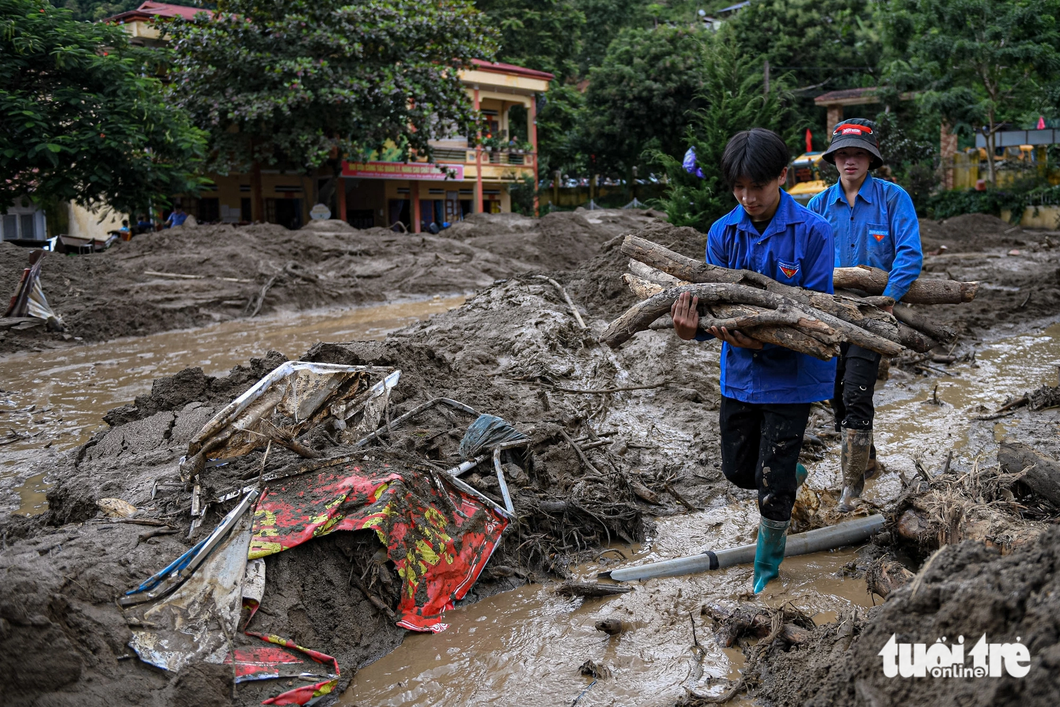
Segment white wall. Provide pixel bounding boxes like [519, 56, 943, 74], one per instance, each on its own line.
[67, 202, 127, 240]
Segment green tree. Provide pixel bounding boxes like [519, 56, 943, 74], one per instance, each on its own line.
[582, 26, 712, 179]
[0, 0, 207, 215]
[880, 0, 1060, 184]
[651, 39, 800, 231]
[574, 0, 646, 73]
[475, 0, 584, 80]
[162, 0, 497, 218]
[724, 0, 882, 90]
[536, 83, 587, 180]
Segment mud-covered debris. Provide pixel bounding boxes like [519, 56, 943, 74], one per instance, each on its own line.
[97, 497, 137, 518]
[579, 659, 611, 679]
[594, 617, 625, 635]
[555, 581, 633, 598]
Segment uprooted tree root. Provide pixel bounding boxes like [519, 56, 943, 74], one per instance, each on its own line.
[680, 603, 817, 705]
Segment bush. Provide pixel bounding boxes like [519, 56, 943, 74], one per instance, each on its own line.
[925, 183, 1060, 223]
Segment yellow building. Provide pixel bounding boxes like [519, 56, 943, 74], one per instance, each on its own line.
[108, 2, 552, 231]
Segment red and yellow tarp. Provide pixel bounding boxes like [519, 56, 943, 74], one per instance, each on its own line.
[249, 461, 508, 632]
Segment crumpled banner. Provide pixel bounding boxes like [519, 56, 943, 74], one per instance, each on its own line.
[225, 632, 340, 705]
[249, 461, 508, 632]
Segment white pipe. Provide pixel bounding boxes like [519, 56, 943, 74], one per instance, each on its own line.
[604, 514, 885, 582]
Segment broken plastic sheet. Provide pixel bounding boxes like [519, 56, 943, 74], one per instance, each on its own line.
[124, 494, 256, 671]
[183, 363, 399, 476]
[4, 249, 63, 329]
[123, 498, 341, 705]
[249, 458, 509, 632]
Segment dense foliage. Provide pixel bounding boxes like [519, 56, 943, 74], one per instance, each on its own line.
[880, 0, 1060, 184]
[651, 39, 800, 231]
[0, 0, 206, 214]
[163, 0, 496, 175]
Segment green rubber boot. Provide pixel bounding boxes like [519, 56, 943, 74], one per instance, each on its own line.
[796, 463, 808, 488]
[753, 516, 790, 594]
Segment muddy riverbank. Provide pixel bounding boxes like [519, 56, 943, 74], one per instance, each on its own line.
[2, 212, 1060, 706]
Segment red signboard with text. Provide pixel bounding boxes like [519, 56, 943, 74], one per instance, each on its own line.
[341, 161, 464, 181]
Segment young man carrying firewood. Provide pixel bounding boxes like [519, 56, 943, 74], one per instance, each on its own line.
[673, 128, 835, 594]
[807, 119, 924, 512]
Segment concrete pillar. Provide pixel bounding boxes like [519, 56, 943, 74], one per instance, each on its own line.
[530, 96, 539, 216]
[826, 105, 843, 135]
[411, 180, 421, 233]
[940, 122, 958, 190]
[474, 87, 483, 214]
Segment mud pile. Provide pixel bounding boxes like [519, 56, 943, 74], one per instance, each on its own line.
[0, 256, 790, 705]
[916, 213, 1060, 335]
[0, 209, 665, 355]
[757, 528, 1060, 707]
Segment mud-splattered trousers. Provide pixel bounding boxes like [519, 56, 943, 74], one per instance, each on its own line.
[719, 397, 811, 522]
[831, 343, 881, 431]
[699, 193, 835, 523]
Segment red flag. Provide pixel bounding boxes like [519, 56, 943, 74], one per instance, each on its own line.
[1038, 116, 1046, 130]
[805, 128, 813, 153]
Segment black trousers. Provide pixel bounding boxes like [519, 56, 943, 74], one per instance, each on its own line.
[719, 396, 811, 522]
[831, 343, 881, 431]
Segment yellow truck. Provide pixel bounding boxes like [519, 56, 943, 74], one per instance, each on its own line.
[786, 151, 828, 205]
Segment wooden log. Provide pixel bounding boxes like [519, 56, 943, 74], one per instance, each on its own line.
[621, 235, 900, 342]
[895, 503, 1043, 554]
[998, 442, 1060, 508]
[865, 556, 914, 598]
[601, 282, 904, 356]
[834, 265, 978, 304]
[897, 322, 938, 353]
[709, 303, 840, 360]
[701, 603, 810, 646]
[622, 275, 840, 360]
[893, 304, 957, 343]
[555, 581, 633, 598]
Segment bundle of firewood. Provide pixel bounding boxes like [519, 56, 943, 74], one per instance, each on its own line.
[599, 235, 978, 359]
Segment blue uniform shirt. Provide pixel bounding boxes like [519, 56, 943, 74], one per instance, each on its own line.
[807, 175, 923, 301]
[700, 190, 836, 404]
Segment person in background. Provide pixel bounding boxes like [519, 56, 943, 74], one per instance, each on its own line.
[807, 118, 923, 512]
[672, 128, 836, 594]
[165, 205, 188, 228]
[135, 214, 153, 234]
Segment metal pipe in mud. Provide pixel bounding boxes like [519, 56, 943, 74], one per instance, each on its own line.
[603, 514, 885, 582]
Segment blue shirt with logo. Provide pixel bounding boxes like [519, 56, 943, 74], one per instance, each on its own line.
[807, 174, 923, 301]
[699, 190, 836, 404]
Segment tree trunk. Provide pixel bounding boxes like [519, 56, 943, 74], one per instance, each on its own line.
[620, 236, 900, 342]
[896, 323, 937, 353]
[601, 281, 904, 356]
[833, 265, 978, 304]
[998, 442, 1060, 508]
[621, 274, 839, 360]
[893, 303, 957, 342]
[986, 113, 997, 186]
[865, 556, 914, 599]
[251, 160, 264, 224]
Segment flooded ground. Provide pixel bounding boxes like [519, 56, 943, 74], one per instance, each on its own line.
[344, 321, 1060, 707]
[0, 296, 465, 514]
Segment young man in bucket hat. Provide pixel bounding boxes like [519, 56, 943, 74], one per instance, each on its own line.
[674, 129, 835, 593]
[807, 118, 923, 512]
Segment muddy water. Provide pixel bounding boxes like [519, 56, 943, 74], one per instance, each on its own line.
[0, 296, 465, 514]
[344, 322, 1060, 707]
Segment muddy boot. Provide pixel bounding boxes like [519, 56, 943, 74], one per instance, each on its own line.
[837, 429, 872, 512]
[864, 442, 882, 481]
[753, 516, 789, 594]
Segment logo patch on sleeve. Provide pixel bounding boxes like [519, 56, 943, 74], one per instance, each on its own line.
[778, 261, 799, 279]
